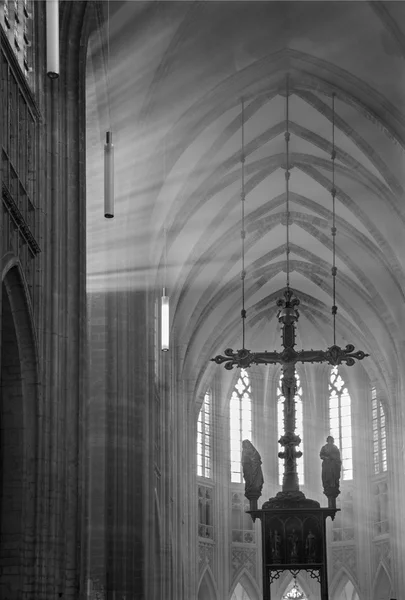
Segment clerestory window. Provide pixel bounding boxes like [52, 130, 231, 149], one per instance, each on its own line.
[329, 366, 352, 480]
[371, 386, 387, 475]
[230, 369, 252, 483]
[197, 390, 212, 479]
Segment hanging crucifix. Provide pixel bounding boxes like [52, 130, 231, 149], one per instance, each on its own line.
[210, 82, 369, 600]
[211, 286, 368, 506]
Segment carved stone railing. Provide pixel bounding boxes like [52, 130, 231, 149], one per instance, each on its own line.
[1, 0, 33, 80]
[1, 23, 40, 295]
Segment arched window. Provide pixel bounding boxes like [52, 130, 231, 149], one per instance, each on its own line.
[197, 390, 212, 478]
[277, 372, 304, 486]
[371, 387, 387, 474]
[230, 369, 252, 483]
[329, 367, 352, 480]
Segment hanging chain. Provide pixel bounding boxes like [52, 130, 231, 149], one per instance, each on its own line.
[285, 75, 291, 289]
[331, 93, 337, 345]
[164, 226, 167, 293]
[241, 98, 247, 348]
[106, 0, 112, 131]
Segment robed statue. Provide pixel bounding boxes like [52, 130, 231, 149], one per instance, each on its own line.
[305, 530, 317, 562]
[242, 440, 264, 510]
[320, 435, 342, 508]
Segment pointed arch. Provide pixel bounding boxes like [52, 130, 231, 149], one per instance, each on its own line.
[0, 262, 39, 597]
[230, 569, 261, 600]
[1, 261, 39, 431]
[372, 562, 393, 600]
[330, 568, 360, 600]
[198, 565, 218, 600]
[153, 489, 162, 600]
[279, 575, 311, 599]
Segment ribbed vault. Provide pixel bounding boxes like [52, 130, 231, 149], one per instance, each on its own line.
[87, 0, 405, 401]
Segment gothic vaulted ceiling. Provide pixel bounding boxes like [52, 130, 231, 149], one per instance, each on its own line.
[86, 1, 405, 395]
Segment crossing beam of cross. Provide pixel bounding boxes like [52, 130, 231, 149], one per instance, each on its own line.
[211, 289, 368, 371]
[211, 288, 369, 495]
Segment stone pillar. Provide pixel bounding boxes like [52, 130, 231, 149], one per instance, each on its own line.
[388, 370, 405, 596]
[31, 2, 89, 598]
[348, 365, 373, 599]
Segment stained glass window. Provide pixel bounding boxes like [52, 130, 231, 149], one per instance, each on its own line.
[329, 366, 352, 480]
[197, 390, 212, 478]
[372, 387, 387, 474]
[277, 372, 304, 486]
[230, 369, 252, 483]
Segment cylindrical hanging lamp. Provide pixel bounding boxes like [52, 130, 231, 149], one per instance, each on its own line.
[104, 131, 114, 218]
[161, 289, 169, 352]
[46, 0, 59, 79]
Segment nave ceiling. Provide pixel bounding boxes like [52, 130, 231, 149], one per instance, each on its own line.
[86, 1, 405, 398]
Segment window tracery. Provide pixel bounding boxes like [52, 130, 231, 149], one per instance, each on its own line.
[198, 485, 213, 540]
[231, 492, 255, 544]
[332, 490, 355, 542]
[197, 390, 212, 478]
[372, 387, 387, 475]
[329, 366, 352, 480]
[1, 0, 39, 297]
[230, 369, 252, 483]
[373, 481, 389, 536]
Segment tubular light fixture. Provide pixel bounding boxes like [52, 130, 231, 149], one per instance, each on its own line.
[161, 225, 169, 351]
[46, 0, 59, 78]
[161, 288, 169, 352]
[104, 131, 114, 218]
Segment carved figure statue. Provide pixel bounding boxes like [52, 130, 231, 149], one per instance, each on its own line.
[241, 440, 264, 498]
[305, 529, 316, 562]
[289, 528, 299, 561]
[320, 436, 342, 493]
[271, 529, 282, 561]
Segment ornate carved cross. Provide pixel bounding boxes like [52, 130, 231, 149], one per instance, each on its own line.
[211, 288, 368, 494]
